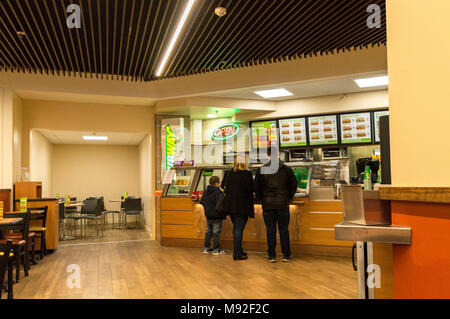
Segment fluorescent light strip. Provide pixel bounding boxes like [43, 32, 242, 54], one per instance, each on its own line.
[254, 88, 293, 99]
[83, 136, 108, 141]
[155, 0, 196, 77]
[354, 75, 389, 88]
[207, 114, 217, 118]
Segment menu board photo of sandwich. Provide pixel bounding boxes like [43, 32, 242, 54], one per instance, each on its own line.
[308, 115, 338, 145]
[340, 112, 372, 144]
[374, 110, 389, 143]
[279, 118, 307, 147]
[251, 120, 278, 148]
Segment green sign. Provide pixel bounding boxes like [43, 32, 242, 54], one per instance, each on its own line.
[211, 123, 240, 141]
[20, 197, 27, 213]
[165, 124, 177, 170]
[203, 170, 213, 177]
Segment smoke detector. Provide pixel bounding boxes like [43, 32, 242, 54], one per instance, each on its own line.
[215, 7, 227, 17]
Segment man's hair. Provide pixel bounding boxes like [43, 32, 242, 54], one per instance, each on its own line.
[209, 176, 220, 186]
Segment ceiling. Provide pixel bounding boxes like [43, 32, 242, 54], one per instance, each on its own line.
[16, 90, 156, 106]
[36, 130, 147, 146]
[0, 0, 386, 82]
[204, 74, 388, 101]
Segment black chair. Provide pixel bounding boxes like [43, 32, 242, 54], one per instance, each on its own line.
[28, 206, 48, 260]
[0, 210, 31, 283]
[80, 198, 104, 237]
[87, 197, 110, 228]
[0, 239, 13, 299]
[66, 200, 84, 238]
[103, 196, 135, 229]
[122, 198, 143, 228]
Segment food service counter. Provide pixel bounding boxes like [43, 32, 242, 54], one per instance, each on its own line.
[159, 165, 352, 257]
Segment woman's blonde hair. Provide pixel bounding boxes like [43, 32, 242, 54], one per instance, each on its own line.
[233, 154, 248, 171]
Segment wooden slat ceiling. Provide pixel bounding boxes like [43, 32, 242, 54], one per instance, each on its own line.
[0, 0, 386, 82]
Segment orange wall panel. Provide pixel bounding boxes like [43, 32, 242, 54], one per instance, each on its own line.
[392, 201, 450, 298]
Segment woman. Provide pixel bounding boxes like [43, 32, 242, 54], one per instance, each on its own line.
[223, 155, 254, 260]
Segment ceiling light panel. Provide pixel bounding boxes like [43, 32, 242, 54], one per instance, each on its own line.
[254, 88, 293, 99]
[354, 75, 389, 88]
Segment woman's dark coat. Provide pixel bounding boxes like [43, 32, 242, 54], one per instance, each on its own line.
[223, 169, 254, 218]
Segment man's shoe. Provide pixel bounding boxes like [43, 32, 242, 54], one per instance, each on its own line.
[233, 255, 248, 261]
[213, 249, 229, 255]
[282, 256, 293, 262]
[203, 248, 212, 254]
[267, 256, 276, 263]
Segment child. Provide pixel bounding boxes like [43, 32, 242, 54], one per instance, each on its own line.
[200, 176, 228, 255]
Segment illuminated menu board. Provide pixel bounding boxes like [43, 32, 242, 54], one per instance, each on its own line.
[373, 110, 389, 143]
[340, 112, 372, 144]
[251, 120, 278, 148]
[279, 118, 307, 147]
[308, 115, 338, 146]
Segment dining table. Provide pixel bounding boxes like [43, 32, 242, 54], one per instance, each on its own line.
[0, 217, 23, 299]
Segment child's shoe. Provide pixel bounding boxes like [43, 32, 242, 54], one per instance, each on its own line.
[212, 249, 229, 255]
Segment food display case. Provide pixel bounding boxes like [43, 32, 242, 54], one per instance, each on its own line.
[162, 167, 201, 197]
[162, 163, 313, 198]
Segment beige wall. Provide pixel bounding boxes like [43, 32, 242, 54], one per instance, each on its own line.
[13, 94, 23, 183]
[0, 87, 13, 189]
[139, 135, 154, 237]
[21, 99, 155, 170]
[387, 0, 450, 186]
[52, 144, 140, 211]
[30, 130, 53, 197]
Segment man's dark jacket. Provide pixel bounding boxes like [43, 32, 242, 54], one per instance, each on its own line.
[254, 160, 298, 210]
[200, 185, 226, 220]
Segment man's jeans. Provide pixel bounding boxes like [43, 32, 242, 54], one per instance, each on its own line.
[263, 208, 291, 258]
[230, 215, 248, 258]
[204, 219, 223, 250]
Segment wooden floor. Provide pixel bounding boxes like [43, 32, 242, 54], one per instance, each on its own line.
[10, 226, 357, 299]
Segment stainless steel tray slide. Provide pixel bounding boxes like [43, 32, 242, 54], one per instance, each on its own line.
[335, 222, 411, 244]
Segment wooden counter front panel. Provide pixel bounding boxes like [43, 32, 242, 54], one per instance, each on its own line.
[161, 198, 196, 239]
[161, 198, 195, 211]
[161, 225, 195, 239]
[160, 198, 353, 250]
[161, 211, 194, 225]
[302, 201, 352, 247]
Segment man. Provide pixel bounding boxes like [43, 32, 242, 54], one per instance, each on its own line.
[254, 147, 298, 263]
